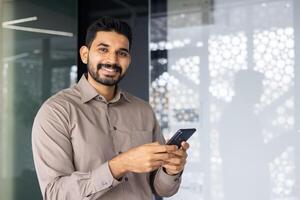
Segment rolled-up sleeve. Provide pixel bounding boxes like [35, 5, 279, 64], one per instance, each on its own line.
[150, 111, 182, 197]
[153, 167, 182, 197]
[32, 102, 122, 200]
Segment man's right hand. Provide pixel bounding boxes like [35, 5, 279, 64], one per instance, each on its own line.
[108, 142, 177, 179]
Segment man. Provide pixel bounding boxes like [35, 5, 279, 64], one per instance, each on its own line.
[32, 16, 189, 200]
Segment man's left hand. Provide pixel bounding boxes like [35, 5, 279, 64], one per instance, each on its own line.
[163, 141, 189, 175]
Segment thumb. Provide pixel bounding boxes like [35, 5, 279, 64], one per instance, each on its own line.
[150, 141, 160, 145]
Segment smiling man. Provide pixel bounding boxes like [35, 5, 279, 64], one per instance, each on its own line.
[32, 17, 189, 200]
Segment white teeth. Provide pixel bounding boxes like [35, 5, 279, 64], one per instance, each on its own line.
[103, 67, 115, 72]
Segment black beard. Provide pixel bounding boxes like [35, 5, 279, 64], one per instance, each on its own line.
[87, 62, 124, 86]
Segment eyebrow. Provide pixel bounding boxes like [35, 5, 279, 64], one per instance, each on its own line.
[97, 42, 129, 53]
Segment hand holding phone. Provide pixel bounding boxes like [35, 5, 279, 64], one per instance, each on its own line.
[166, 128, 196, 148]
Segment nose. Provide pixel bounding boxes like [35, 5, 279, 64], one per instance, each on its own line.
[107, 51, 118, 64]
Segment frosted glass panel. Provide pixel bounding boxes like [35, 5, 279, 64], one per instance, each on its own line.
[150, 0, 299, 199]
[0, 1, 77, 199]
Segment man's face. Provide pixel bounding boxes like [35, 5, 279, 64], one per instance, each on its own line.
[80, 31, 131, 86]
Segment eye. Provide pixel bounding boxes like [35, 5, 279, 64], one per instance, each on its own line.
[118, 51, 129, 58]
[98, 47, 108, 53]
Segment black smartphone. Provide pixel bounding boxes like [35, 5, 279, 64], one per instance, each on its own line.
[166, 128, 196, 148]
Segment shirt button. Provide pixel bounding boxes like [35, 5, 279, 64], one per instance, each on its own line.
[113, 126, 117, 130]
[102, 181, 108, 185]
[118, 151, 122, 154]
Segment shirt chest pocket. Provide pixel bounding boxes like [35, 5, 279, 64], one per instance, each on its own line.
[113, 129, 153, 152]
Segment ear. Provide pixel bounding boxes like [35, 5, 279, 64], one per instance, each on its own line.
[79, 46, 89, 64]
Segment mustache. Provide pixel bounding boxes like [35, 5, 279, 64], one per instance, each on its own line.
[97, 63, 122, 73]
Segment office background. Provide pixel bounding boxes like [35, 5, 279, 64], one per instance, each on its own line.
[0, 0, 300, 199]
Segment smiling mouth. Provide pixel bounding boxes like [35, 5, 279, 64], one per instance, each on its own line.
[99, 66, 120, 77]
[97, 63, 122, 74]
[102, 66, 116, 73]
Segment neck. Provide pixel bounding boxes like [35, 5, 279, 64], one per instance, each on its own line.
[87, 73, 116, 101]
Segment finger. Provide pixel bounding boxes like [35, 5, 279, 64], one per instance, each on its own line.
[151, 144, 178, 153]
[165, 157, 186, 166]
[170, 149, 187, 158]
[165, 145, 178, 153]
[150, 161, 164, 170]
[152, 152, 174, 161]
[141, 161, 164, 173]
[163, 164, 184, 172]
[147, 141, 160, 146]
[181, 141, 190, 150]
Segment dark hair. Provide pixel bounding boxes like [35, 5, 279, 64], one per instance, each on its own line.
[85, 16, 132, 49]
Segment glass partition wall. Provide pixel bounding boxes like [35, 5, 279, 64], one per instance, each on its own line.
[150, 0, 300, 199]
[0, 0, 77, 199]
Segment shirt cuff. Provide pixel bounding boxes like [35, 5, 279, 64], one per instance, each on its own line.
[91, 161, 123, 192]
[155, 167, 182, 187]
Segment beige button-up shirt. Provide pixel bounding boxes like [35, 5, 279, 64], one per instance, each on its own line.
[32, 74, 181, 200]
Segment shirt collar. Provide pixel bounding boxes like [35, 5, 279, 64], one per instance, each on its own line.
[109, 87, 132, 103]
[77, 74, 131, 104]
